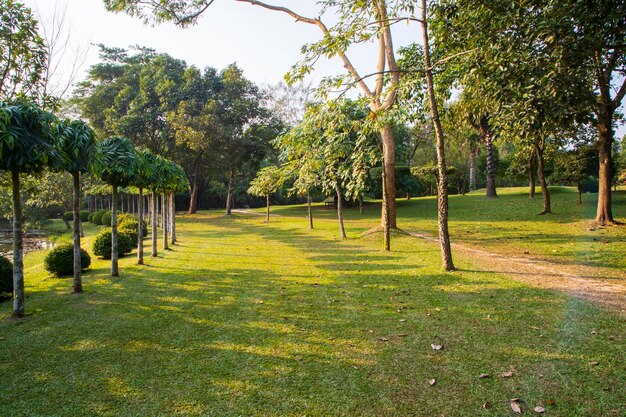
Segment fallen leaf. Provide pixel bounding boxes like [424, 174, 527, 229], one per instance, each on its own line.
[431, 344, 443, 351]
[502, 370, 514, 378]
[428, 378, 436, 386]
[479, 373, 491, 379]
[545, 399, 555, 406]
[534, 406, 545, 413]
[588, 361, 599, 366]
[482, 401, 491, 409]
[591, 330, 598, 335]
[379, 337, 389, 342]
[510, 399, 522, 414]
[399, 319, 406, 322]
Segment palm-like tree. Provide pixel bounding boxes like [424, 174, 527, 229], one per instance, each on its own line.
[99, 137, 139, 277]
[55, 119, 99, 293]
[133, 149, 159, 264]
[0, 102, 61, 317]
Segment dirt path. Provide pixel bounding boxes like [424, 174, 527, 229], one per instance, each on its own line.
[404, 229, 626, 314]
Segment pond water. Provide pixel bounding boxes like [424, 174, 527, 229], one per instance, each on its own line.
[0, 231, 53, 257]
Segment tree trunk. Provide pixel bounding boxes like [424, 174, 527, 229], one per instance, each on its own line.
[596, 109, 615, 224]
[138, 188, 144, 265]
[11, 170, 25, 317]
[335, 183, 347, 240]
[480, 117, 497, 198]
[359, 194, 364, 214]
[266, 193, 270, 222]
[380, 124, 397, 229]
[577, 181, 583, 205]
[63, 218, 71, 231]
[151, 191, 158, 257]
[421, 4, 455, 271]
[162, 193, 169, 250]
[111, 185, 119, 277]
[226, 169, 234, 215]
[72, 172, 83, 293]
[382, 169, 390, 251]
[188, 174, 198, 215]
[469, 148, 477, 192]
[535, 143, 552, 214]
[170, 192, 176, 244]
[307, 192, 313, 229]
[529, 148, 536, 199]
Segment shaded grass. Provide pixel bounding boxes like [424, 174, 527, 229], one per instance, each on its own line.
[0, 210, 624, 416]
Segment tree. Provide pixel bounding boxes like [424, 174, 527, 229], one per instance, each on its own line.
[0, 0, 47, 101]
[98, 137, 139, 277]
[0, 101, 60, 317]
[248, 166, 284, 223]
[132, 148, 157, 264]
[55, 119, 99, 293]
[553, 144, 599, 204]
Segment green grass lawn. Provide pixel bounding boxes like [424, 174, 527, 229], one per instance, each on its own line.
[0, 191, 625, 416]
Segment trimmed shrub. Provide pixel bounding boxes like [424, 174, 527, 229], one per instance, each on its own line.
[88, 212, 95, 223]
[63, 211, 73, 222]
[93, 230, 133, 259]
[101, 212, 112, 227]
[92, 210, 107, 225]
[0, 256, 12, 295]
[44, 243, 91, 277]
[79, 210, 90, 221]
[118, 215, 147, 239]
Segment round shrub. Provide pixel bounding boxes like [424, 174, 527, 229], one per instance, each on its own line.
[92, 230, 133, 259]
[118, 215, 147, 239]
[63, 211, 73, 222]
[101, 212, 112, 227]
[0, 256, 13, 295]
[79, 210, 90, 222]
[88, 212, 95, 223]
[44, 243, 91, 277]
[92, 210, 106, 225]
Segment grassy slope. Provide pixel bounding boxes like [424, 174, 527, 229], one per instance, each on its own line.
[0, 205, 624, 416]
[270, 187, 626, 272]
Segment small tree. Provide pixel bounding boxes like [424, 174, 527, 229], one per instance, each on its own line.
[55, 119, 99, 293]
[248, 166, 284, 222]
[98, 137, 139, 277]
[0, 101, 60, 317]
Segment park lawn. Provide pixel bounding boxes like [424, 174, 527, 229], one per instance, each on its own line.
[0, 211, 624, 416]
[270, 186, 626, 272]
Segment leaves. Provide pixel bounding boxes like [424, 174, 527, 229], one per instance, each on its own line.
[431, 344, 443, 351]
[534, 406, 545, 413]
[510, 399, 522, 414]
[428, 378, 436, 386]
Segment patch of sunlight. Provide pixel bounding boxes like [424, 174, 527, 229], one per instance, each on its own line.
[158, 296, 198, 304]
[171, 400, 204, 414]
[213, 378, 257, 394]
[505, 346, 584, 361]
[32, 371, 51, 382]
[62, 339, 105, 352]
[124, 340, 165, 352]
[106, 376, 142, 399]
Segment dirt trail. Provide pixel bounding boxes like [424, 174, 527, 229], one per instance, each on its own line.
[404, 229, 626, 314]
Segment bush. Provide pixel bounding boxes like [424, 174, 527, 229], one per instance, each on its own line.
[0, 256, 12, 295]
[44, 243, 91, 277]
[79, 210, 90, 221]
[92, 210, 107, 225]
[92, 230, 133, 259]
[118, 215, 147, 239]
[101, 212, 112, 227]
[88, 212, 95, 223]
[63, 211, 73, 222]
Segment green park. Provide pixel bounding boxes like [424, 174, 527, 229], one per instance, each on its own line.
[0, 1, 625, 416]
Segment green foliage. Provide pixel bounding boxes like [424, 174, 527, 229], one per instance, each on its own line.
[92, 230, 133, 259]
[91, 210, 107, 225]
[248, 166, 284, 198]
[87, 212, 94, 223]
[101, 211, 112, 227]
[54, 119, 100, 175]
[0, 0, 47, 101]
[0, 255, 12, 294]
[98, 137, 139, 188]
[63, 211, 73, 222]
[43, 243, 90, 277]
[368, 166, 421, 198]
[79, 210, 89, 222]
[118, 214, 147, 238]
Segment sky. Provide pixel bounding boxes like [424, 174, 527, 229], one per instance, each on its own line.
[21, 0, 626, 139]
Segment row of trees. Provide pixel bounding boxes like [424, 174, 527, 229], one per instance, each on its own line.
[0, 101, 185, 318]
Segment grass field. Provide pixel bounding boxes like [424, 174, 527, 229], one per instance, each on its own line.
[0, 187, 624, 416]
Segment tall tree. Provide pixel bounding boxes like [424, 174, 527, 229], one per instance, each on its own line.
[0, 101, 60, 317]
[55, 119, 99, 293]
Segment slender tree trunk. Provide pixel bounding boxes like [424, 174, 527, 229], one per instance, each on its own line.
[596, 109, 615, 224]
[335, 183, 347, 240]
[535, 142, 551, 214]
[162, 193, 169, 250]
[421, 4, 455, 271]
[111, 186, 119, 277]
[380, 125, 397, 230]
[469, 148, 477, 192]
[188, 175, 198, 215]
[480, 117, 498, 198]
[577, 181, 583, 205]
[170, 192, 176, 244]
[72, 172, 83, 293]
[226, 169, 234, 215]
[382, 169, 390, 251]
[529, 148, 536, 199]
[11, 170, 24, 317]
[151, 191, 158, 257]
[307, 192, 313, 229]
[266, 193, 270, 222]
[138, 188, 144, 265]
[359, 194, 364, 214]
